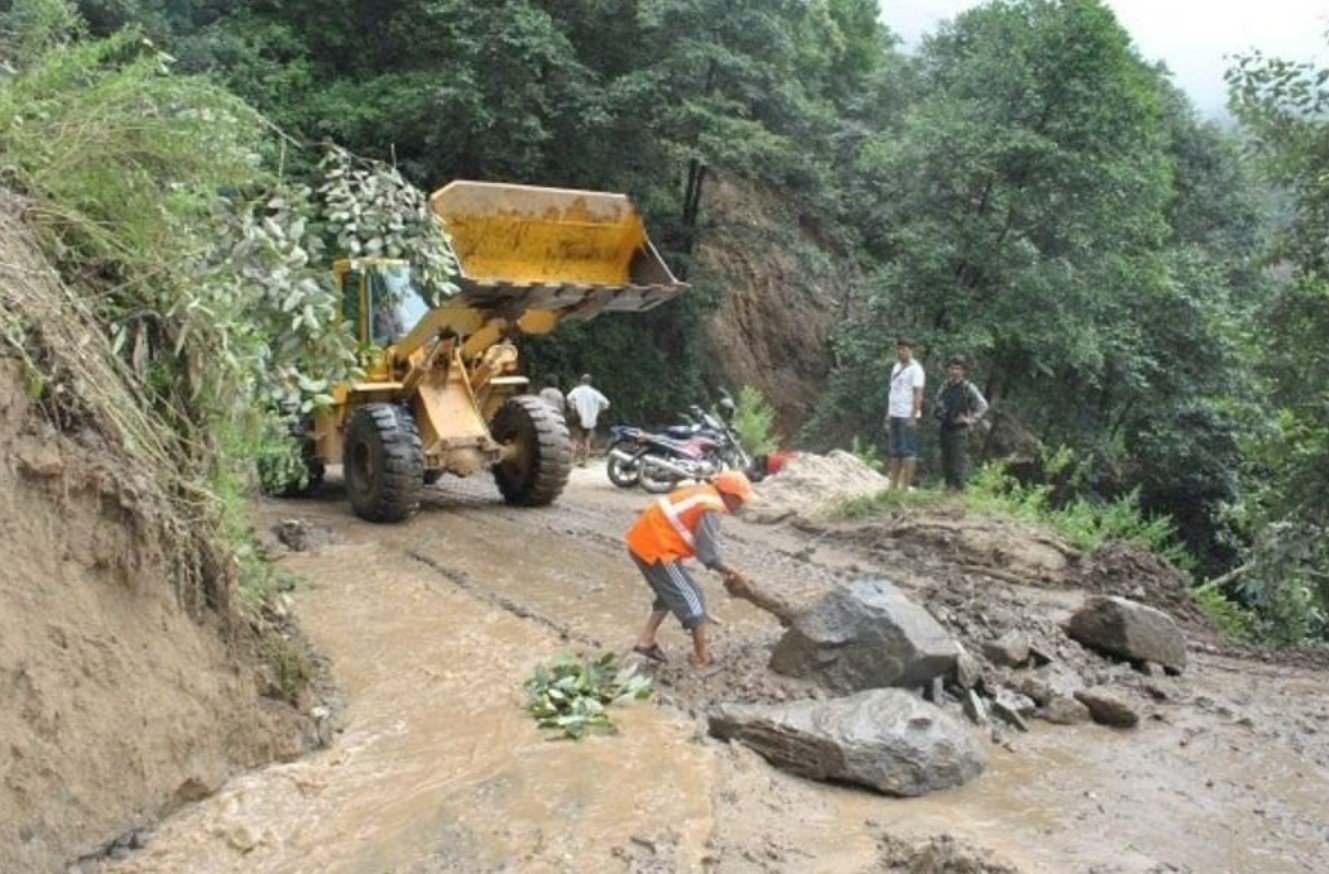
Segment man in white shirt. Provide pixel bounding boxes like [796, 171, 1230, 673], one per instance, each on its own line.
[885, 338, 925, 490]
[565, 373, 611, 466]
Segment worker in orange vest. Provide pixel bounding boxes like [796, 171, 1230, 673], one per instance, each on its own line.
[625, 470, 756, 668]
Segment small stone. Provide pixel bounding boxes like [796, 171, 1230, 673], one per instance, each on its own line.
[1000, 689, 1037, 717]
[962, 689, 988, 725]
[928, 676, 945, 704]
[981, 632, 1031, 668]
[1027, 643, 1055, 667]
[1075, 687, 1140, 729]
[1017, 676, 1054, 706]
[1039, 695, 1091, 725]
[990, 692, 1030, 732]
[954, 644, 983, 690]
[1142, 680, 1178, 702]
[226, 824, 261, 853]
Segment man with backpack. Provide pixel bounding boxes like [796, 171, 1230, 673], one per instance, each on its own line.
[934, 357, 989, 491]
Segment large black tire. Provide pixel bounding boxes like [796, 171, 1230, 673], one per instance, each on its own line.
[343, 403, 423, 523]
[491, 396, 572, 506]
[605, 440, 641, 488]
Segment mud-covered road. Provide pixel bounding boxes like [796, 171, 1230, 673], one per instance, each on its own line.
[99, 466, 1329, 873]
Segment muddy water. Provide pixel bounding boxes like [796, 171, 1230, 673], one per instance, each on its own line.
[101, 540, 716, 873]
[100, 466, 1329, 873]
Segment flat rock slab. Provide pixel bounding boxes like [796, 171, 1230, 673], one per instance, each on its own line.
[1066, 595, 1187, 673]
[769, 578, 958, 693]
[709, 689, 986, 796]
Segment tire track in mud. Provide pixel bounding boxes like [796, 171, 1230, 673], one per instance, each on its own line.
[403, 548, 604, 649]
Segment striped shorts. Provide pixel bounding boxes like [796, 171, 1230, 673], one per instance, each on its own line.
[630, 553, 708, 630]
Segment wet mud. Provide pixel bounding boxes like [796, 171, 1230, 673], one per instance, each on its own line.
[95, 466, 1329, 873]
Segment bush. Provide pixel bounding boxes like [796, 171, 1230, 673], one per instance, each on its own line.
[1194, 587, 1255, 640]
[732, 384, 780, 456]
[964, 454, 1193, 570]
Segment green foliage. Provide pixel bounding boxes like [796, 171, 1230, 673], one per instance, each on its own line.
[0, 11, 363, 617]
[1224, 39, 1329, 643]
[1194, 587, 1255, 641]
[849, 434, 886, 474]
[317, 145, 459, 303]
[261, 634, 312, 705]
[732, 385, 780, 456]
[832, 486, 944, 520]
[1, 0, 84, 65]
[523, 652, 652, 741]
[807, 0, 1266, 582]
[965, 454, 1191, 568]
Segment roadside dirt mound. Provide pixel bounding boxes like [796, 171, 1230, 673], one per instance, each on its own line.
[0, 213, 311, 872]
[1079, 541, 1211, 631]
[752, 450, 890, 524]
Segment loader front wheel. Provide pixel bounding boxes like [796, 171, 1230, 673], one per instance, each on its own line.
[344, 403, 423, 523]
[492, 396, 571, 506]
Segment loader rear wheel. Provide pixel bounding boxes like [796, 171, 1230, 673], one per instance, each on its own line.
[344, 403, 423, 523]
[492, 396, 571, 506]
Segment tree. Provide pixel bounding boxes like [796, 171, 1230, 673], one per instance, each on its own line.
[1223, 44, 1329, 641]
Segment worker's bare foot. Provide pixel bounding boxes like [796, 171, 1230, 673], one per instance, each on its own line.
[689, 653, 713, 668]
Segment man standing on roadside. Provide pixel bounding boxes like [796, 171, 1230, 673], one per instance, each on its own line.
[935, 357, 989, 491]
[625, 471, 756, 668]
[886, 338, 925, 490]
[565, 373, 610, 466]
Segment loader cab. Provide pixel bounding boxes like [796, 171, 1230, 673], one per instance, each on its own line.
[334, 258, 430, 349]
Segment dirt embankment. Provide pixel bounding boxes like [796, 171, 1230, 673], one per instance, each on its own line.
[0, 218, 312, 873]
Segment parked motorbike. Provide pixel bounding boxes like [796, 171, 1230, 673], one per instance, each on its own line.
[606, 403, 751, 493]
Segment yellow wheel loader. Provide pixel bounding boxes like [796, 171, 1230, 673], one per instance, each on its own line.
[287, 181, 686, 523]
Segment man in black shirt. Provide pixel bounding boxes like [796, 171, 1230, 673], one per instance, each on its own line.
[934, 357, 989, 491]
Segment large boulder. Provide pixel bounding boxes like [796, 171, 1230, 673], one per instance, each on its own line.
[1065, 596, 1187, 673]
[708, 689, 986, 796]
[769, 579, 958, 693]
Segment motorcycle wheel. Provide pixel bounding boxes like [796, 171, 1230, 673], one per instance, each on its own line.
[606, 441, 641, 488]
[639, 464, 677, 494]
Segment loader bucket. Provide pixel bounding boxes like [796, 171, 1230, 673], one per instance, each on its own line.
[428, 181, 686, 321]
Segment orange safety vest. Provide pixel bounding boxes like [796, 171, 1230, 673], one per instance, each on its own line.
[625, 483, 730, 565]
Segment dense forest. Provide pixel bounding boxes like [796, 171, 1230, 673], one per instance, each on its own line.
[1, 0, 1326, 644]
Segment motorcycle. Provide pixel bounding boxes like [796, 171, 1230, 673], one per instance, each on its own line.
[606, 403, 751, 493]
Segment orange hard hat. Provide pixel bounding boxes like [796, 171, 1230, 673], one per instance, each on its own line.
[712, 470, 755, 504]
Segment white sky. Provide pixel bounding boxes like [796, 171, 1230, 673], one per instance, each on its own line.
[881, 0, 1329, 115]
